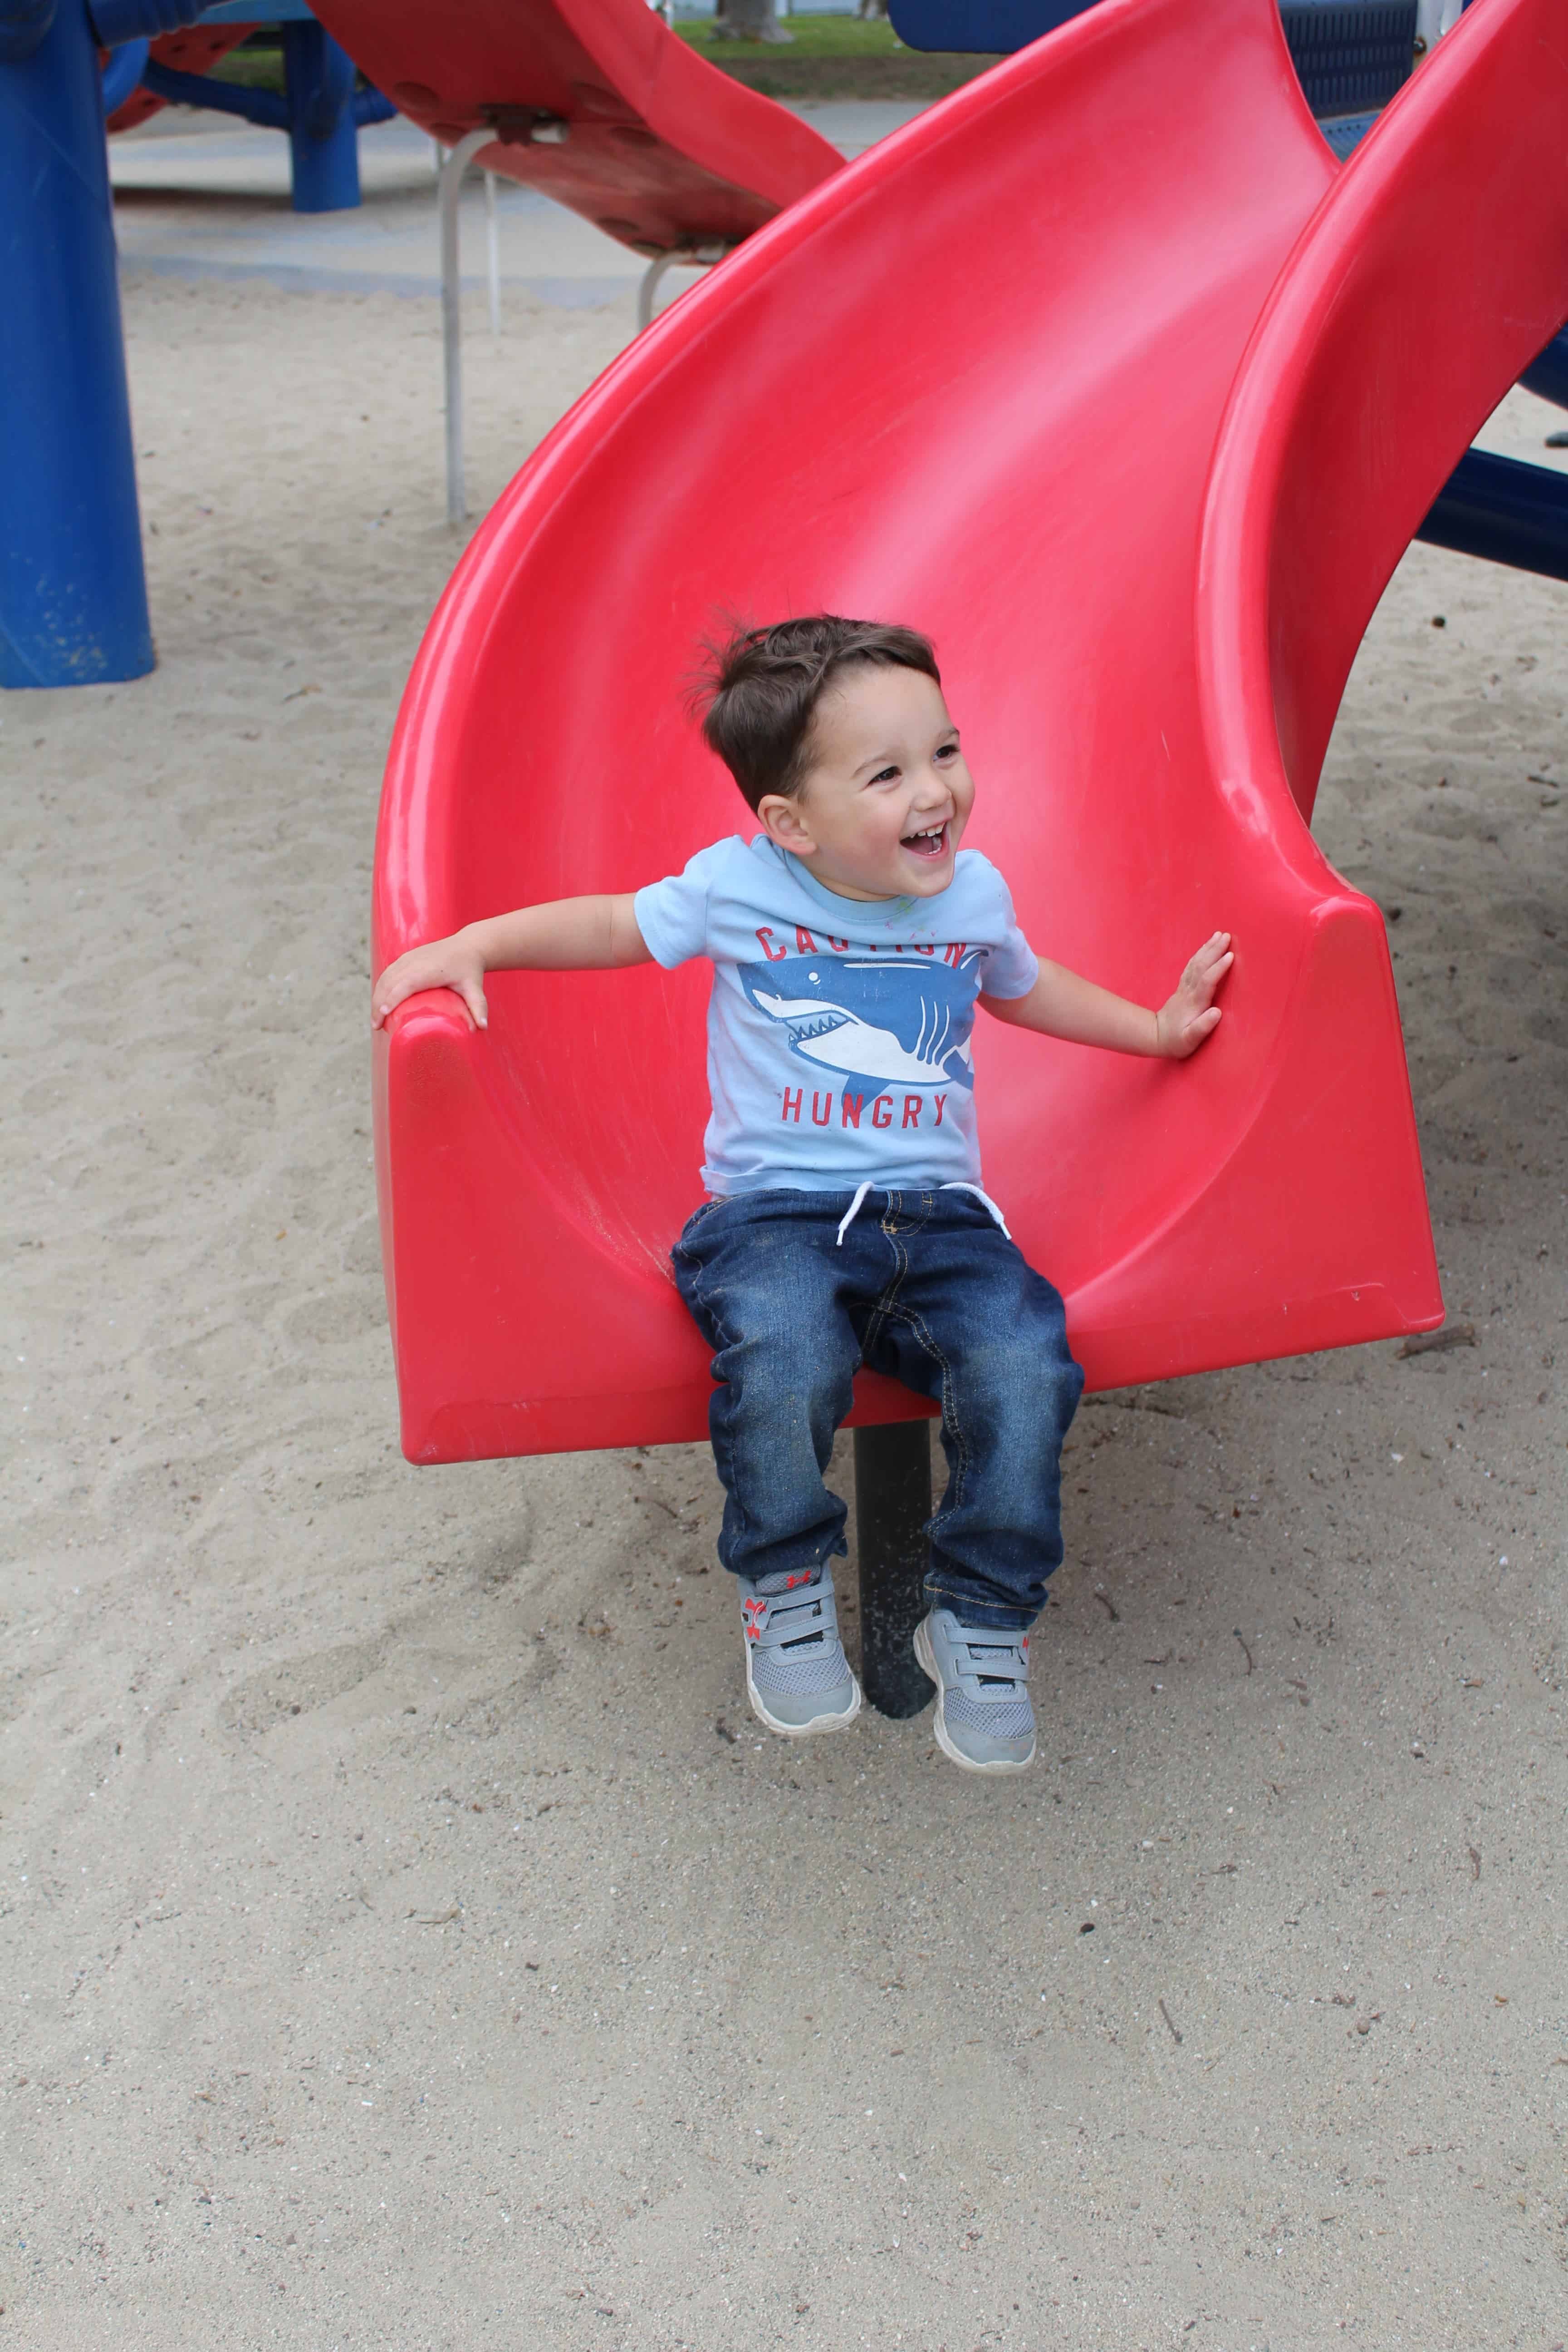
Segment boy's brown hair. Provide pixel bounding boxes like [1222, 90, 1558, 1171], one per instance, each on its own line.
[696, 616, 941, 813]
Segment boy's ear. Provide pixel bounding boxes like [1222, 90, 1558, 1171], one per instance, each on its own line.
[756, 790, 817, 858]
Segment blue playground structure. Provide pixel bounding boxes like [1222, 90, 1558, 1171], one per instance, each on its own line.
[0, 0, 396, 688]
[127, 0, 396, 216]
[2, 0, 161, 686]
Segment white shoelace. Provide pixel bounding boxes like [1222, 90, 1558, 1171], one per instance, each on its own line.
[835, 1180, 1011, 1247]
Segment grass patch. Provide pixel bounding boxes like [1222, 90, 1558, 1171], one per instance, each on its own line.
[677, 15, 1000, 98]
[686, 15, 912, 56]
[199, 18, 998, 110]
[203, 35, 283, 93]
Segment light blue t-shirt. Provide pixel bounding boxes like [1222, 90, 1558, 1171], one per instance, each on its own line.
[633, 835, 1038, 1197]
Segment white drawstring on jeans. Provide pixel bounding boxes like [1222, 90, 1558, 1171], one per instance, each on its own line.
[835, 1180, 873, 1247]
[834, 1179, 1012, 1246]
[940, 1181, 1012, 1238]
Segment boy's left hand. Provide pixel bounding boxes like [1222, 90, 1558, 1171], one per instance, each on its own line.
[1155, 931, 1233, 1058]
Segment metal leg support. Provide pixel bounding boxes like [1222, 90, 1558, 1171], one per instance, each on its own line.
[853, 1421, 936, 1719]
[637, 251, 684, 333]
[637, 243, 732, 333]
[439, 126, 495, 527]
[484, 170, 501, 338]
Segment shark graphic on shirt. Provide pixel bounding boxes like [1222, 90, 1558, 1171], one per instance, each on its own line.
[738, 953, 981, 1098]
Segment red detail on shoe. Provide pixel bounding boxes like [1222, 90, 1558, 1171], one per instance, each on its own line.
[745, 1627, 760, 1642]
[785, 1572, 812, 1588]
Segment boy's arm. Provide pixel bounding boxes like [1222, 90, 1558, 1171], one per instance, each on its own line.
[980, 931, 1232, 1061]
[371, 894, 652, 1032]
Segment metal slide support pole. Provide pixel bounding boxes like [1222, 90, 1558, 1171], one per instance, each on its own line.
[0, 0, 154, 687]
[637, 252, 681, 333]
[484, 171, 501, 338]
[439, 127, 495, 528]
[853, 1422, 936, 1719]
[637, 244, 731, 334]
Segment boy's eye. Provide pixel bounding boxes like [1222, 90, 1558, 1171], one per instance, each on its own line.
[868, 765, 900, 787]
[935, 741, 959, 763]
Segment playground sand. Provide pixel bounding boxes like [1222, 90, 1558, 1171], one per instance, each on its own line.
[3, 261, 1566, 2352]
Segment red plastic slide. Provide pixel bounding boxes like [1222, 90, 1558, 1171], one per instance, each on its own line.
[313, 0, 841, 256]
[372, 0, 1568, 1465]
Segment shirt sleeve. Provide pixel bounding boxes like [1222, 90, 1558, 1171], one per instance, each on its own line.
[632, 839, 731, 970]
[976, 860, 1039, 1000]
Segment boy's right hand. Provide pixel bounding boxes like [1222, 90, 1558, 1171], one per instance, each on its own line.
[371, 932, 488, 1032]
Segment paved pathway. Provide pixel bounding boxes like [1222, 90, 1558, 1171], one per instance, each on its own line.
[111, 104, 928, 309]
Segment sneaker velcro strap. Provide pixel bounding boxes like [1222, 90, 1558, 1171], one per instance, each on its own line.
[749, 1582, 838, 1656]
[954, 1631, 1030, 1690]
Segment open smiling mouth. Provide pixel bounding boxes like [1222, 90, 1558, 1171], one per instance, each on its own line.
[902, 821, 949, 858]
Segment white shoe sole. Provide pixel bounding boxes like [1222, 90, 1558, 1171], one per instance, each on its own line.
[914, 1617, 1036, 1774]
[745, 1646, 862, 1739]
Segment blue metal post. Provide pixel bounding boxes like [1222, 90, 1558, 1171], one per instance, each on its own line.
[283, 18, 360, 214]
[1519, 325, 1568, 414]
[0, 0, 154, 686]
[1415, 449, 1568, 585]
[99, 31, 147, 113]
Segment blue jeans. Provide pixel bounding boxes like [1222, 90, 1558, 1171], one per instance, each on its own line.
[671, 1187, 1083, 1631]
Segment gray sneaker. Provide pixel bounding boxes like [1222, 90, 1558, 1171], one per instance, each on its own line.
[914, 1607, 1036, 1774]
[739, 1566, 862, 1738]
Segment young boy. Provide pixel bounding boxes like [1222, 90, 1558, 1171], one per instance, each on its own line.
[372, 617, 1230, 1774]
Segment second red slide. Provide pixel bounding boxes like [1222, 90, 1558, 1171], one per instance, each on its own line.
[314, 0, 840, 256]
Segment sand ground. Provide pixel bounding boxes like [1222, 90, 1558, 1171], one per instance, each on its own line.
[2, 108, 1566, 2352]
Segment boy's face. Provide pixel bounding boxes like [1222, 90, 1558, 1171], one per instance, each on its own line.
[756, 664, 974, 902]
